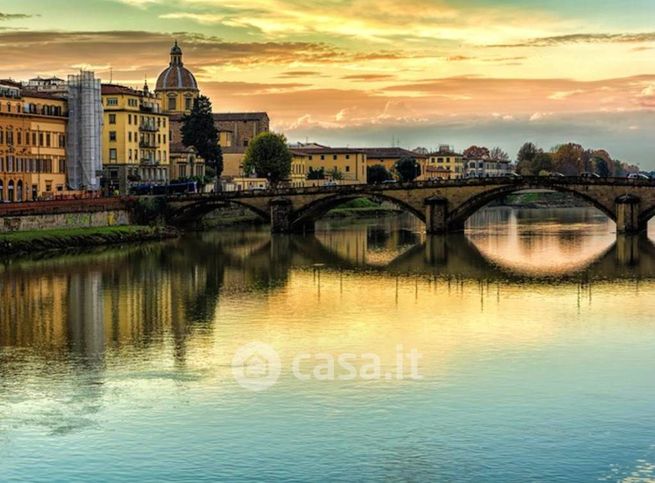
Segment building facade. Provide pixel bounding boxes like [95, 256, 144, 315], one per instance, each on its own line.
[291, 144, 367, 184]
[465, 158, 513, 177]
[361, 147, 427, 178]
[422, 145, 464, 180]
[0, 81, 68, 201]
[101, 83, 170, 193]
[154, 42, 269, 183]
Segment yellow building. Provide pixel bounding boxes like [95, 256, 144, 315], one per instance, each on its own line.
[101, 83, 170, 193]
[0, 81, 68, 201]
[291, 144, 367, 184]
[361, 147, 427, 179]
[421, 145, 464, 180]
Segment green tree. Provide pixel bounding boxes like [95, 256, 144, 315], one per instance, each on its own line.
[516, 142, 539, 174]
[327, 167, 344, 181]
[243, 132, 292, 186]
[307, 167, 325, 180]
[367, 164, 392, 184]
[531, 152, 553, 174]
[593, 157, 611, 177]
[181, 96, 223, 178]
[394, 157, 421, 182]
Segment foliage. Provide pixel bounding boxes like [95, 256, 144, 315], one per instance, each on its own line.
[531, 152, 554, 174]
[130, 196, 169, 225]
[367, 164, 393, 184]
[181, 96, 224, 177]
[242, 132, 292, 186]
[463, 145, 490, 160]
[394, 156, 421, 182]
[593, 157, 611, 177]
[327, 167, 344, 181]
[489, 146, 510, 161]
[307, 167, 325, 180]
[552, 143, 585, 175]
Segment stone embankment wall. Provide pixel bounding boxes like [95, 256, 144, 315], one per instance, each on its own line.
[0, 210, 131, 233]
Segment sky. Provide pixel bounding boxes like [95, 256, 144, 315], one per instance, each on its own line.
[0, 0, 654, 165]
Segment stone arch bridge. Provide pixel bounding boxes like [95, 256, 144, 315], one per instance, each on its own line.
[167, 177, 655, 235]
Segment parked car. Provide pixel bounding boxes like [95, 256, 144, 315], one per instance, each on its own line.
[581, 172, 601, 178]
[382, 179, 398, 184]
[628, 173, 651, 180]
[549, 172, 566, 178]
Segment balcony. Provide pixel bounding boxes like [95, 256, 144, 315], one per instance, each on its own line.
[139, 140, 159, 149]
[139, 122, 158, 132]
[140, 158, 159, 166]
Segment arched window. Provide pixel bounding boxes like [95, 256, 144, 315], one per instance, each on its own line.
[7, 180, 14, 202]
[0, 179, 3, 201]
[16, 180, 23, 202]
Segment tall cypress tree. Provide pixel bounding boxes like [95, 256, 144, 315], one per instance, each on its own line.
[181, 96, 223, 178]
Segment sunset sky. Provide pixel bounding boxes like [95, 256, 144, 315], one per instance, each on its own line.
[1, 0, 655, 165]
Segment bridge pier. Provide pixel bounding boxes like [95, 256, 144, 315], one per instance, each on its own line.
[615, 195, 645, 235]
[270, 198, 293, 234]
[425, 197, 449, 234]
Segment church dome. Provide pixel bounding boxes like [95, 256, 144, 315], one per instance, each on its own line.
[156, 41, 199, 92]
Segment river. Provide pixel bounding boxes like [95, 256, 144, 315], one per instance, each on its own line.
[1, 207, 655, 482]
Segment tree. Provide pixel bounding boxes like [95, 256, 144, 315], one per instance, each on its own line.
[463, 145, 490, 160]
[531, 152, 553, 174]
[243, 132, 292, 186]
[594, 157, 611, 177]
[394, 157, 421, 182]
[489, 146, 510, 161]
[327, 167, 344, 181]
[552, 143, 584, 175]
[367, 164, 392, 184]
[307, 167, 325, 180]
[181, 96, 223, 178]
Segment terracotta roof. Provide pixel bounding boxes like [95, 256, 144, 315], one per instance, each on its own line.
[359, 147, 427, 159]
[213, 112, 269, 122]
[294, 146, 365, 155]
[102, 84, 139, 96]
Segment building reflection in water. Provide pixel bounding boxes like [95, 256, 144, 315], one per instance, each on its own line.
[1, 209, 655, 361]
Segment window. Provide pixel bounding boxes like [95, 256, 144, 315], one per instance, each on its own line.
[345, 166, 350, 172]
[128, 132, 132, 142]
[168, 97, 176, 111]
[106, 98, 118, 106]
[128, 114, 132, 125]
[346, 154, 350, 160]
[108, 114, 116, 124]
[333, 155, 337, 160]
[109, 148, 117, 161]
[185, 97, 192, 111]
[109, 131, 117, 142]
[243, 139, 249, 147]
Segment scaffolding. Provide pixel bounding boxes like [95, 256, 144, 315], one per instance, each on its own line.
[66, 71, 103, 190]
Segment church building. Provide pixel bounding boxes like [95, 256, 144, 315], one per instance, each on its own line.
[155, 42, 269, 182]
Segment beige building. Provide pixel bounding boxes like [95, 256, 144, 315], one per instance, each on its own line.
[422, 145, 464, 180]
[101, 83, 170, 193]
[361, 147, 427, 178]
[0, 80, 69, 201]
[291, 144, 367, 184]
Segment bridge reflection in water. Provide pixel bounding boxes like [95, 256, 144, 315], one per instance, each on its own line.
[1, 210, 654, 438]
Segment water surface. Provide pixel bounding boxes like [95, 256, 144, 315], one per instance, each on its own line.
[1, 208, 655, 482]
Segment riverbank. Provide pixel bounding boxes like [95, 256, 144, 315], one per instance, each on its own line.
[500, 192, 588, 209]
[0, 225, 179, 257]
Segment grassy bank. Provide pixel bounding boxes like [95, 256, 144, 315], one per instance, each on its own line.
[325, 198, 402, 219]
[0, 225, 178, 257]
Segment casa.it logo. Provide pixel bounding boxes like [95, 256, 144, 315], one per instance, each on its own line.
[231, 341, 282, 392]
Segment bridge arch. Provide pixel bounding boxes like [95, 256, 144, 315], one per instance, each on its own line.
[290, 191, 425, 231]
[167, 198, 271, 226]
[448, 182, 617, 230]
